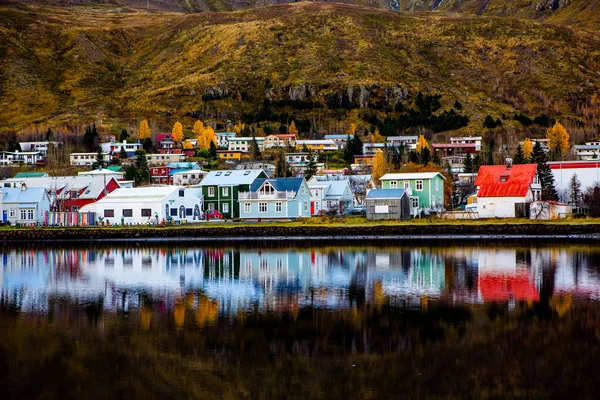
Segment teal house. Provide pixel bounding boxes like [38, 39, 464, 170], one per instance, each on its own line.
[199, 169, 267, 218]
[239, 177, 311, 220]
[379, 172, 446, 210]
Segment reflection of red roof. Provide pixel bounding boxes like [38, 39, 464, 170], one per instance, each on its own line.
[474, 164, 537, 197]
[479, 273, 539, 302]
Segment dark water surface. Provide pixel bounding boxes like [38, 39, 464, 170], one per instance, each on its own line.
[2, 242, 600, 399]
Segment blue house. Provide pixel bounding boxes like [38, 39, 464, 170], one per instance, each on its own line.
[239, 177, 311, 220]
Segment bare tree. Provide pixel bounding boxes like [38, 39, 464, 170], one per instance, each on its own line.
[349, 176, 369, 205]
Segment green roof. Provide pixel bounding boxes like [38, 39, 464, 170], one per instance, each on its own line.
[13, 172, 48, 178]
[106, 166, 124, 172]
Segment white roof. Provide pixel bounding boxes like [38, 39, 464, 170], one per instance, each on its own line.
[90, 186, 180, 204]
[229, 137, 265, 141]
[172, 169, 207, 176]
[200, 169, 264, 186]
[296, 140, 336, 145]
[309, 180, 348, 198]
[78, 169, 123, 176]
[380, 172, 446, 180]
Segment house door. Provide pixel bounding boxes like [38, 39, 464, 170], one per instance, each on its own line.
[2, 210, 6, 223]
[310, 201, 315, 215]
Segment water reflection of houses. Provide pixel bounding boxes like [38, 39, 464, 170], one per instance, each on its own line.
[3, 247, 600, 318]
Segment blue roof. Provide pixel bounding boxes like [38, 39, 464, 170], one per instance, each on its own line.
[366, 189, 408, 199]
[324, 134, 351, 139]
[250, 178, 305, 192]
[1, 187, 47, 204]
[13, 172, 48, 178]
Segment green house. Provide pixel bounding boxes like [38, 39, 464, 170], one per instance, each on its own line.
[199, 169, 267, 218]
[379, 172, 446, 210]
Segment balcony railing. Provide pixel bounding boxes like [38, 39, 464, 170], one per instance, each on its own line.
[239, 191, 296, 200]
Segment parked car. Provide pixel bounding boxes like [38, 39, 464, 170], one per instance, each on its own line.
[351, 205, 366, 215]
[202, 210, 223, 220]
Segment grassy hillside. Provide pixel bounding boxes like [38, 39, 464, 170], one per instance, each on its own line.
[0, 2, 599, 139]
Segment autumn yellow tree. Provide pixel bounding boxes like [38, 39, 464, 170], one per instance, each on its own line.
[522, 138, 533, 160]
[288, 121, 299, 136]
[201, 125, 216, 149]
[171, 122, 184, 145]
[416, 135, 429, 152]
[372, 128, 385, 143]
[138, 120, 150, 141]
[192, 120, 204, 138]
[546, 121, 570, 158]
[183, 141, 194, 150]
[346, 122, 357, 135]
[233, 121, 245, 135]
[372, 151, 389, 185]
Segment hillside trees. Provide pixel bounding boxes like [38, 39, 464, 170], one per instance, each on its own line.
[546, 122, 570, 159]
[138, 120, 151, 141]
[344, 134, 363, 164]
[171, 122, 184, 145]
[194, 120, 216, 149]
[568, 173, 582, 208]
[532, 141, 558, 201]
[83, 124, 99, 152]
[304, 151, 318, 181]
[274, 151, 292, 178]
[288, 121, 299, 136]
[371, 151, 388, 185]
[513, 144, 526, 164]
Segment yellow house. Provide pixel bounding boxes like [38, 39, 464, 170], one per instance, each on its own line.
[295, 139, 338, 152]
[217, 150, 242, 161]
[354, 155, 374, 165]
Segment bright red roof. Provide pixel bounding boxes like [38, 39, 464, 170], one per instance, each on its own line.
[274, 134, 296, 138]
[157, 134, 173, 142]
[474, 164, 537, 197]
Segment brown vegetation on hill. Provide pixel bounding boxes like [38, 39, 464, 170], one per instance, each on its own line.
[0, 2, 599, 146]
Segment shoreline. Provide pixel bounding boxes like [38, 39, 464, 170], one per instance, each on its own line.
[3, 222, 600, 242]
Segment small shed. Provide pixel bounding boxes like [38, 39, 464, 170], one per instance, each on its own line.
[365, 189, 410, 220]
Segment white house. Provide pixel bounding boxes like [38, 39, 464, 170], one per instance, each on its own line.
[573, 140, 600, 160]
[474, 163, 541, 218]
[0, 186, 51, 225]
[100, 140, 142, 157]
[363, 143, 385, 155]
[70, 152, 113, 167]
[386, 136, 418, 150]
[263, 134, 297, 149]
[308, 180, 354, 215]
[0, 151, 43, 165]
[78, 168, 125, 181]
[228, 137, 266, 152]
[449, 136, 482, 152]
[146, 153, 186, 166]
[172, 170, 207, 186]
[19, 141, 62, 156]
[549, 160, 600, 202]
[295, 140, 339, 152]
[79, 186, 204, 225]
[324, 134, 351, 149]
[216, 132, 236, 148]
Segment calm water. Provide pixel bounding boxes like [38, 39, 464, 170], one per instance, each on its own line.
[2, 242, 600, 399]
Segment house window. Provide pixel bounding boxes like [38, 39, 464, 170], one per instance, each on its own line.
[179, 189, 184, 197]
[275, 202, 282, 212]
[208, 203, 215, 211]
[186, 208, 193, 216]
[244, 203, 251, 213]
[141, 209, 152, 217]
[123, 209, 132, 217]
[435, 179, 439, 191]
[259, 202, 268, 213]
[104, 209, 115, 218]
[304, 201, 308, 211]
[222, 203, 229, 213]
[170, 208, 178, 216]
[215, 172, 222, 176]
[416, 180, 423, 191]
[390, 181, 398, 189]
[222, 187, 229, 196]
[260, 183, 274, 196]
[411, 198, 419, 208]
[208, 187, 215, 197]
[9, 209, 15, 218]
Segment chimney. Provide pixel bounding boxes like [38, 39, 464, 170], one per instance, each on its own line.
[505, 157, 513, 169]
[20, 183, 27, 191]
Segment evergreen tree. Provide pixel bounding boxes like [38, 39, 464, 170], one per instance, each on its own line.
[568, 173, 582, 208]
[275, 151, 292, 177]
[513, 143, 525, 164]
[302, 143, 309, 153]
[250, 134, 262, 161]
[420, 147, 431, 166]
[472, 154, 481, 173]
[304, 151, 318, 181]
[119, 146, 128, 160]
[119, 128, 128, 142]
[532, 141, 558, 201]
[463, 152, 474, 173]
[124, 164, 138, 181]
[45, 128, 54, 141]
[93, 146, 105, 169]
[208, 141, 218, 160]
[135, 149, 150, 184]
[142, 137, 153, 153]
[83, 123, 99, 152]
[343, 134, 363, 164]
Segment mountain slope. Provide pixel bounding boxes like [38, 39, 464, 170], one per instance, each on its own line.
[0, 2, 599, 136]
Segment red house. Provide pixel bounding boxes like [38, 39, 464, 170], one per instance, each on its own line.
[59, 176, 121, 212]
[157, 134, 177, 154]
